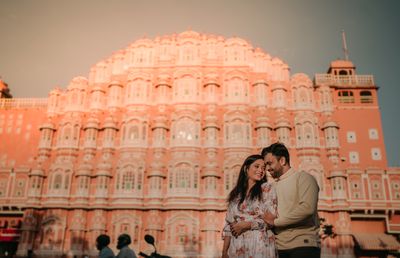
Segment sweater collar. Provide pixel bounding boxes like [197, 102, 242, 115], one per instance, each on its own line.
[276, 167, 295, 182]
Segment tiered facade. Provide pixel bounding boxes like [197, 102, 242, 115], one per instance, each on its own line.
[0, 31, 399, 258]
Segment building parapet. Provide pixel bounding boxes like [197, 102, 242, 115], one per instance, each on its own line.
[315, 74, 375, 87]
[0, 98, 48, 109]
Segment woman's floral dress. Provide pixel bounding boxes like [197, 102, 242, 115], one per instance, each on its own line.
[222, 182, 278, 258]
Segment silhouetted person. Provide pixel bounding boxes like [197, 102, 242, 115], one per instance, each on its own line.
[96, 234, 115, 258]
[116, 234, 137, 258]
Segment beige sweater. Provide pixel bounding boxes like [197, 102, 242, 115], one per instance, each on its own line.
[273, 168, 320, 250]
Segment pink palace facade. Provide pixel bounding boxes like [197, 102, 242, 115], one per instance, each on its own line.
[0, 31, 399, 258]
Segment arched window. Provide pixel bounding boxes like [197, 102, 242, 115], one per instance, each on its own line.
[108, 84, 123, 107]
[295, 120, 317, 148]
[53, 174, 62, 190]
[272, 88, 286, 108]
[338, 90, 354, 103]
[116, 165, 143, 194]
[49, 169, 71, 194]
[204, 83, 219, 103]
[121, 119, 148, 147]
[224, 165, 240, 192]
[254, 83, 268, 105]
[173, 76, 198, 103]
[224, 78, 248, 103]
[169, 163, 198, 195]
[155, 84, 171, 103]
[128, 126, 139, 141]
[83, 128, 97, 148]
[171, 117, 200, 146]
[126, 79, 148, 104]
[303, 123, 315, 147]
[360, 90, 373, 103]
[324, 127, 339, 148]
[224, 117, 251, 147]
[293, 86, 312, 109]
[122, 171, 135, 190]
[77, 176, 89, 193]
[62, 125, 72, 141]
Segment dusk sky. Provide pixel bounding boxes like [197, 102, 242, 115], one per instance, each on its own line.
[0, 0, 399, 166]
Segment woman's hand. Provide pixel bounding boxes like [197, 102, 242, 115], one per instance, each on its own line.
[262, 211, 276, 228]
[230, 221, 251, 237]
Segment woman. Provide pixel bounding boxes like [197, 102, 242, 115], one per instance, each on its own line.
[222, 154, 277, 258]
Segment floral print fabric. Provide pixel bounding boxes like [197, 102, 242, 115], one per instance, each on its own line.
[223, 182, 278, 258]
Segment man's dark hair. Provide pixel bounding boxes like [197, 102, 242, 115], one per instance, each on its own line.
[117, 233, 132, 249]
[96, 234, 110, 249]
[261, 142, 290, 165]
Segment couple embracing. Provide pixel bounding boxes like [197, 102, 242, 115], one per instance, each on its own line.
[222, 142, 321, 258]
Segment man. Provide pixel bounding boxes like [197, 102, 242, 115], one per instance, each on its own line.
[96, 234, 115, 258]
[116, 234, 137, 258]
[261, 142, 320, 258]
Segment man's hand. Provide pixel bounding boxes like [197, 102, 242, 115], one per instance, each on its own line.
[229, 221, 251, 237]
[262, 211, 276, 228]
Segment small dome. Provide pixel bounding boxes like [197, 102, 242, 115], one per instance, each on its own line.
[330, 59, 355, 69]
[67, 76, 88, 91]
[178, 30, 201, 40]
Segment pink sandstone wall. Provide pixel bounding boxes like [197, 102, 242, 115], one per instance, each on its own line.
[0, 31, 399, 258]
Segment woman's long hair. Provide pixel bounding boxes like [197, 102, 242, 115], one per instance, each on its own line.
[227, 154, 267, 205]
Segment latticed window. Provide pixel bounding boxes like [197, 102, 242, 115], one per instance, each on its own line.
[276, 127, 290, 146]
[225, 119, 251, 146]
[225, 78, 247, 102]
[338, 90, 354, 103]
[128, 126, 139, 140]
[171, 117, 199, 146]
[116, 167, 143, 193]
[78, 176, 89, 190]
[176, 170, 190, 188]
[294, 86, 311, 108]
[169, 164, 198, 195]
[122, 172, 135, 190]
[360, 90, 373, 103]
[254, 83, 268, 105]
[63, 126, 72, 141]
[225, 165, 240, 192]
[173, 76, 198, 102]
[53, 174, 62, 190]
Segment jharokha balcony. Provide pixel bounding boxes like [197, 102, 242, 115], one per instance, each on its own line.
[315, 74, 375, 87]
[0, 98, 48, 109]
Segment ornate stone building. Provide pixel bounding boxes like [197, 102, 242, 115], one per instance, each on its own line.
[0, 31, 399, 257]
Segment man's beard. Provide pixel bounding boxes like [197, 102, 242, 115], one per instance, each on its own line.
[117, 242, 124, 250]
[271, 169, 282, 179]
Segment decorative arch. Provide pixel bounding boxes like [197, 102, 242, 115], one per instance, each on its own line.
[48, 166, 73, 195]
[165, 212, 199, 252]
[223, 72, 249, 103]
[125, 75, 151, 105]
[172, 71, 200, 103]
[40, 215, 64, 250]
[224, 163, 241, 193]
[127, 40, 154, 66]
[112, 212, 141, 245]
[171, 115, 200, 147]
[120, 117, 148, 147]
[295, 115, 319, 148]
[168, 162, 199, 195]
[223, 111, 251, 146]
[57, 121, 81, 147]
[115, 163, 144, 194]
